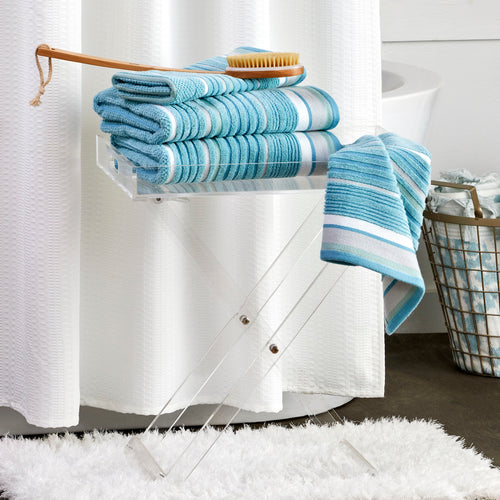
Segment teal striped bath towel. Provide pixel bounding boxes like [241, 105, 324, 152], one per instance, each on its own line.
[111, 130, 341, 185]
[94, 85, 339, 144]
[320, 133, 431, 334]
[112, 47, 306, 105]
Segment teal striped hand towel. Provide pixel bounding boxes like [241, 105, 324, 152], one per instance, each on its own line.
[111, 131, 341, 185]
[94, 86, 339, 145]
[320, 133, 431, 334]
[112, 47, 306, 105]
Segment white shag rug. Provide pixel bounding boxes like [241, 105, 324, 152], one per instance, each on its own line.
[1, 418, 499, 500]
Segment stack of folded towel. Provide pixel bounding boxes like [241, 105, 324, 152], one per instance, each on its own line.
[94, 48, 434, 335]
[427, 170, 500, 219]
[94, 47, 342, 184]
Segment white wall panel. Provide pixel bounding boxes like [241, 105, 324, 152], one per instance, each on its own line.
[383, 40, 500, 176]
[381, 0, 500, 42]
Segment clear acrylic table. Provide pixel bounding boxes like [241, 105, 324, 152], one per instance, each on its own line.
[96, 135, 377, 480]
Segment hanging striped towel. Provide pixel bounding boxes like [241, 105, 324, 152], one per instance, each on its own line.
[320, 133, 431, 334]
[94, 85, 339, 144]
[112, 47, 306, 105]
[111, 130, 341, 185]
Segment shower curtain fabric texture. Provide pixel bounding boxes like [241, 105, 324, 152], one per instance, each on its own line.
[1, 0, 385, 428]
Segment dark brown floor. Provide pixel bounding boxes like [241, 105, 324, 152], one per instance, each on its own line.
[332, 332, 500, 467]
[196, 332, 500, 467]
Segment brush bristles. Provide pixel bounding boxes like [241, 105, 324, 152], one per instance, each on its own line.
[227, 52, 300, 69]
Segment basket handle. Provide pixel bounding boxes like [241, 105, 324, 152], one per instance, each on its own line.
[431, 180, 484, 218]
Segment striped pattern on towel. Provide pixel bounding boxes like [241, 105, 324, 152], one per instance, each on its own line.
[320, 133, 431, 334]
[112, 47, 306, 105]
[94, 86, 339, 145]
[111, 131, 341, 185]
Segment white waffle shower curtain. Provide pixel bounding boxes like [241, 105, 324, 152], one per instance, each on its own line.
[1, 0, 383, 427]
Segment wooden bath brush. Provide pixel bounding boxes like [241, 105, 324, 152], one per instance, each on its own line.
[30, 44, 304, 105]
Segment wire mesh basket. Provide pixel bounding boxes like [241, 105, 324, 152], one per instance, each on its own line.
[422, 181, 500, 377]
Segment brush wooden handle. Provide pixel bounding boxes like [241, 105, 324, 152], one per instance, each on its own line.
[35, 45, 223, 74]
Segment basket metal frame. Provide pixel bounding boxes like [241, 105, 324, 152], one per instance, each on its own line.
[422, 181, 500, 377]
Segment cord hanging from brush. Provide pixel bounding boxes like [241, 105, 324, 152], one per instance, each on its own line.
[30, 44, 53, 106]
[29, 44, 304, 106]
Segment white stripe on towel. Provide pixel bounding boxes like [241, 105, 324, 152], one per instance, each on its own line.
[323, 214, 415, 250]
[295, 132, 313, 176]
[280, 88, 310, 131]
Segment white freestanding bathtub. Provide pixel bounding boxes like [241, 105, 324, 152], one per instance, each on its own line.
[0, 62, 442, 435]
[381, 61, 442, 143]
